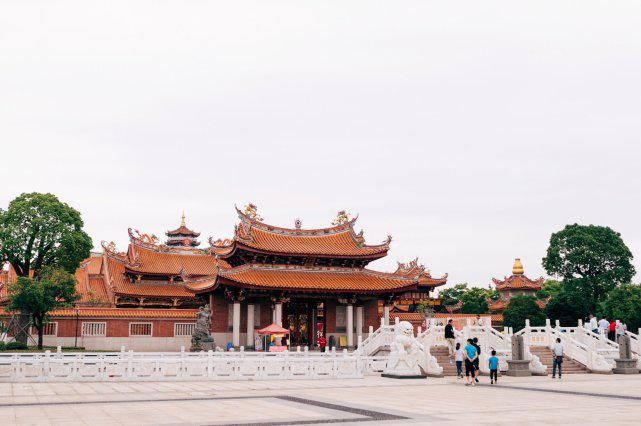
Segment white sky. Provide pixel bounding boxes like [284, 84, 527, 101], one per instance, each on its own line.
[1, 1, 640, 289]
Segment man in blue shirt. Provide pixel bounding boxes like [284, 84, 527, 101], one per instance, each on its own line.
[464, 339, 478, 386]
[488, 350, 500, 384]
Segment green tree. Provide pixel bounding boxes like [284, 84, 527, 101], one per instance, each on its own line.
[7, 268, 78, 349]
[0, 192, 92, 278]
[440, 283, 468, 307]
[536, 279, 562, 300]
[460, 287, 489, 314]
[542, 224, 635, 309]
[601, 284, 641, 331]
[502, 295, 546, 332]
[544, 285, 592, 326]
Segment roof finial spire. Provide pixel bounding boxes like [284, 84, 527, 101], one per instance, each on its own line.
[512, 258, 524, 275]
[181, 210, 186, 227]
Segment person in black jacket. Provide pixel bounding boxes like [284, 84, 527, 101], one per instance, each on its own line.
[472, 337, 481, 383]
[444, 319, 456, 363]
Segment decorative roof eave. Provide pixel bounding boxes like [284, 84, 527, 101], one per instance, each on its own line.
[128, 228, 160, 250]
[166, 226, 201, 237]
[112, 289, 197, 299]
[492, 274, 544, 290]
[216, 275, 418, 295]
[232, 241, 389, 259]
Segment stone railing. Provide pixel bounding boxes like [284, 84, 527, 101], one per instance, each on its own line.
[0, 346, 371, 382]
[516, 320, 612, 373]
[357, 319, 396, 356]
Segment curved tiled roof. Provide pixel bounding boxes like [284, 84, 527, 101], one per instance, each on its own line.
[106, 255, 197, 298]
[207, 264, 417, 293]
[0, 307, 199, 319]
[492, 274, 544, 291]
[126, 244, 220, 276]
[166, 225, 200, 237]
[212, 208, 391, 258]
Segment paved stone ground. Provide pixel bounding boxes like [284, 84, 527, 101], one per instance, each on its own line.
[1, 374, 641, 425]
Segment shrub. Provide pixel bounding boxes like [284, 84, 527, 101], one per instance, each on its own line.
[5, 341, 28, 351]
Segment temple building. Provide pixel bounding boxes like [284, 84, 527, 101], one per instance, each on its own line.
[0, 206, 448, 351]
[488, 258, 545, 313]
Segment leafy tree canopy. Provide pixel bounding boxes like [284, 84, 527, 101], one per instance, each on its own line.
[502, 295, 546, 332]
[544, 284, 592, 327]
[460, 287, 489, 314]
[601, 284, 641, 331]
[440, 283, 469, 306]
[7, 267, 78, 349]
[0, 193, 92, 277]
[536, 279, 562, 300]
[542, 224, 635, 308]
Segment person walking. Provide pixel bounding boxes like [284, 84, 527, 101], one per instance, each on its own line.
[464, 339, 478, 386]
[472, 337, 481, 383]
[455, 342, 464, 378]
[551, 337, 563, 379]
[317, 334, 327, 353]
[588, 314, 598, 333]
[475, 314, 484, 327]
[615, 321, 625, 342]
[444, 319, 456, 363]
[488, 350, 499, 384]
[598, 317, 609, 339]
[608, 320, 616, 342]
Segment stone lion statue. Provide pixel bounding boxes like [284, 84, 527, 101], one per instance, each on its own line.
[383, 321, 427, 377]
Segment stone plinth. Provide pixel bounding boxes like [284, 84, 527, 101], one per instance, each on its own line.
[506, 359, 532, 377]
[613, 359, 639, 374]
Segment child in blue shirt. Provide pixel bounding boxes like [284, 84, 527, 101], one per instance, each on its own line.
[488, 350, 499, 384]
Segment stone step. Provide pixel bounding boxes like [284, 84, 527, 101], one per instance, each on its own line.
[530, 348, 589, 374]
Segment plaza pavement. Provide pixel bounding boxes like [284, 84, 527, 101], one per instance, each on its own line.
[1, 374, 640, 425]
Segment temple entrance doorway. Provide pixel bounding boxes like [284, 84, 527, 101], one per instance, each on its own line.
[283, 301, 325, 347]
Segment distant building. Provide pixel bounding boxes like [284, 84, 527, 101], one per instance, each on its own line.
[488, 258, 545, 313]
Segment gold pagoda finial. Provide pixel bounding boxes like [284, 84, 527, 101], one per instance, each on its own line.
[181, 210, 186, 227]
[512, 258, 524, 275]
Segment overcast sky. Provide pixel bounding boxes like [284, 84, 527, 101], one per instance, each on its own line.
[1, 1, 640, 290]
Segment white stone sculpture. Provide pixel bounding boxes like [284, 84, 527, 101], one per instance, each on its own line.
[383, 321, 427, 378]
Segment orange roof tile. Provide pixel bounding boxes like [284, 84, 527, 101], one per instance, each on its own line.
[0, 307, 198, 319]
[106, 255, 197, 298]
[215, 264, 417, 293]
[166, 225, 200, 237]
[126, 244, 220, 276]
[492, 274, 543, 291]
[213, 208, 391, 258]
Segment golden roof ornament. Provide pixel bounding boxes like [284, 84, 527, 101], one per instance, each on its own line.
[181, 210, 186, 227]
[512, 258, 524, 275]
[332, 210, 351, 226]
[243, 203, 262, 221]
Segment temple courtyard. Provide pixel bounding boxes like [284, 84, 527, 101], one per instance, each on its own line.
[1, 374, 640, 425]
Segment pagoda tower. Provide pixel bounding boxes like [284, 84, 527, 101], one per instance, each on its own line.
[165, 212, 200, 247]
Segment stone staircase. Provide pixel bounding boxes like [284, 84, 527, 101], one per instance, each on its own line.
[430, 347, 459, 377]
[530, 347, 589, 374]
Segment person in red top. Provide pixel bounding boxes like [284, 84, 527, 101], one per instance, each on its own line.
[317, 334, 327, 352]
[608, 320, 617, 342]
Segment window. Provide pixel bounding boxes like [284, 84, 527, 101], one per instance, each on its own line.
[174, 323, 195, 337]
[31, 322, 57, 336]
[82, 322, 106, 336]
[129, 322, 153, 336]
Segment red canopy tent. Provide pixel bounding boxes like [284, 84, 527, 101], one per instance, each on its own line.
[257, 323, 290, 335]
[257, 323, 290, 352]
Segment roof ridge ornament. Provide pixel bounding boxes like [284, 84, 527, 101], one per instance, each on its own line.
[243, 203, 263, 221]
[512, 258, 524, 275]
[331, 210, 351, 226]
